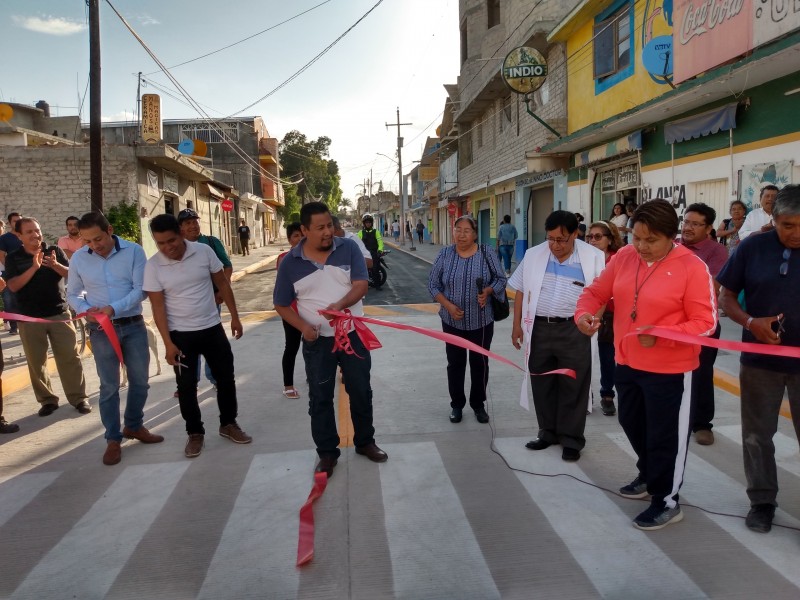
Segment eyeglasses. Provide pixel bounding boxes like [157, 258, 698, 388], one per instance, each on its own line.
[586, 233, 609, 241]
[780, 248, 791, 277]
[546, 237, 570, 245]
[682, 220, 708, 229]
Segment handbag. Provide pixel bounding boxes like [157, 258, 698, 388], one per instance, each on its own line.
[479, 245, 510, 321]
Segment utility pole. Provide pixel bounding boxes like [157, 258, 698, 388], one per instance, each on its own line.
[88, 0, 103, 212]
[385, 107, 413, 249]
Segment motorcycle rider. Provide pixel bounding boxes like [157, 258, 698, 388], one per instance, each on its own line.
[357, 214, 384, 289]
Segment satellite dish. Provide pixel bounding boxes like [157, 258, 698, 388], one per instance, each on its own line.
[177, 139, 195, 154]
[192, 139, 207, 157]
[642, 36, 674, 77]
[0, 104, 13, 121]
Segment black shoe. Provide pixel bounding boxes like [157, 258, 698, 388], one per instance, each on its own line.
[449, 408, 462, 423]
[525, 438, 552, 450]
[562, 447, 581, 462]
[75, 401, 92, 414]
[0, 418, 19, 434]
[38, 403, 59, 417]
[315, 455, 338, 478]
[600, 397, 616, 416]
[745, 503, 775, 533]
[474, 407, 489, 423]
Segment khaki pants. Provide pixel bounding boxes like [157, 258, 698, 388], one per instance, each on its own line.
[18, 314, 87, 407]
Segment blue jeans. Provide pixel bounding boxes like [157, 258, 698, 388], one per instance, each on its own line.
[303, 332, 375, 458]
[89, 319, 150, 442]
[2, 287, 18, 332]
[498, 245, 513, 271]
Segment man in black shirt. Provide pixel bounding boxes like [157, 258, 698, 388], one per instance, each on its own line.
[237, 219, 251, 256]
[357, 214, 383, 289]
[5, 217, 89, 417]
[0, 212, 23, 334]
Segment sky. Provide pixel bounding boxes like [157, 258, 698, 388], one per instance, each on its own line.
[1, 0, 460, 202]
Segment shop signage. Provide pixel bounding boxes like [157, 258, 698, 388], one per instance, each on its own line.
[501, 47, 548, 94]
[516, 169, 564, 187]
[447, 203, 457, 215]
[601, 170, 616, 192]
[616, 164, 640, 189]
[141, 94, 162, 144]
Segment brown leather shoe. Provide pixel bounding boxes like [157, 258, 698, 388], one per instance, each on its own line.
[103, 441, 122, 465]
[122, 426, 164, 444]
[315, 455, 337, 478]
[185, 434, 204, 458]
[219, 423, 252, 444]
[355, 443, 388, 463]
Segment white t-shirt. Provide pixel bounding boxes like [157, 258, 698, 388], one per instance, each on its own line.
[344, 231, 371, 261]
[737, 207, 772, 240]
[143, 240, 223, 331]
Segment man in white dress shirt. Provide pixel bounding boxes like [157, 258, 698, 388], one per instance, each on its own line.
[738, 185, 778, 240]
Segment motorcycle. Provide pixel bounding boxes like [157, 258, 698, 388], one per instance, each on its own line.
[368, 250, 389, 288]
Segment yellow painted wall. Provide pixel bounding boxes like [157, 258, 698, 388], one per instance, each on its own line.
[566, 0, 672, 133]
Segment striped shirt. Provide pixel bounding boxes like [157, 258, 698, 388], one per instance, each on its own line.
[536, 250, 585, 317]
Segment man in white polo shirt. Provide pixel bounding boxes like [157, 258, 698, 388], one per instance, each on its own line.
[274, 202, 387, 478]
[143, 213, 251, 458]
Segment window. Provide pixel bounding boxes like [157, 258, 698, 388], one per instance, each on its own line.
[180, 121, 239, 144]
[487, 0, 500, 29]
[460, 21, 468, 65]
[593, 5, 631, 80]
[459, 124, 473, 168]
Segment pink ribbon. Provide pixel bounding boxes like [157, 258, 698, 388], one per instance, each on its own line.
[320, 309, 576, 378]
[1, 311, 124, 363]
[626, 326, 800, 359]
[296, 471, 328, 567]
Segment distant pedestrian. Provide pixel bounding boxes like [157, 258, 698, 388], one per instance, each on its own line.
[510, 210, 605, 463]
[357, 214, 384, 289]
[144, 214, 251, 459]
[67, 211, 163, 466]
[57, 215, 86, 259]
[576, 199, 716, 531]
[277, 222, 304, 399]
[496, 214, 518, 276]
[429, 214, 506, 425]
[679, 203, 728, 446]
[274, 202, 388, 478]
[609, 203, 628, 232]
[4, 217, 90, 417]
[416, 219, 424, 243]
[392, 219, 400, 242]
[237, 218, 251, 256]
[0, 213, 22, 335]
[718, 184, 800, 534]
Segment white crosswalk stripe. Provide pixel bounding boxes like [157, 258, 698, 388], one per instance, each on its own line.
[0, 472, 60, 528]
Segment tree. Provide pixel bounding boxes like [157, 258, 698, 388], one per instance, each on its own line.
[279, 130, 342, 218]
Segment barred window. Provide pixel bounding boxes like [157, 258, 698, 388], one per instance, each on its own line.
[179, 121, 239, 144]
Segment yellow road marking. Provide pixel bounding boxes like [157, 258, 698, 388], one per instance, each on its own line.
[363, 306, 402, 316]
[337, 372, 354, 447]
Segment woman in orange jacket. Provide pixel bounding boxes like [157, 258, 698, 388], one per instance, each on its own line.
[575, 199, 717, 531]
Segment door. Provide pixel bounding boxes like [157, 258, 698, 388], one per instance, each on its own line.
[690, 179, 729, 228]
[527, 185, 554, 247]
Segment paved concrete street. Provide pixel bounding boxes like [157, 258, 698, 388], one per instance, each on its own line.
[1, 240, 799, 599]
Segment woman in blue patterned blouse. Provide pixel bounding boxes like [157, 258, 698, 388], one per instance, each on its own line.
[428, 215, 507, 424]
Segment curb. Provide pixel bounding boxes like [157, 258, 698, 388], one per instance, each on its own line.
[230, 255, 279, 282]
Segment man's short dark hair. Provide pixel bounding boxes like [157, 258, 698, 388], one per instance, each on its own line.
[503, 214, 511, 223]
[149, 213, 180, 234]
[544, 210, 578, 234]
[78, 211, 111, 231]
[286, 222, 302, 237]
[65, 215, 79, 225]
[300, 202, 330, 228]
[7, 212, 19, 222]
[14, 216, 39, 233]
[761, 184, 779, 198]
[684, 203, 716, 227]
[631, 199, 679, 239]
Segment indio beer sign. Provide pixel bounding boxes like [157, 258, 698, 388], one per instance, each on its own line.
[501, 47, 548, 94]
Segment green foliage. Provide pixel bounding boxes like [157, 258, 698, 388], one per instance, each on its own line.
[106, 200, 140, 242]
[279, 130, 343, 215]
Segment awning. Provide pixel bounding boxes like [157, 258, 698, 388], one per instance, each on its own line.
[574, 130, 642, 168]
[206, 183, 225, 198]
[664, 103, 737, 144]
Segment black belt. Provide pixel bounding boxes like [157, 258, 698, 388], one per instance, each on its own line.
[112, 315, 143, 325]
[534, 315, 572, 323]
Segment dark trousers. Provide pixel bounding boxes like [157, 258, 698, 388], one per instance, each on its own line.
[740, 364, 800, 506]
[529, 320, 591, 450]
[239, 236, 249, 255]
[442, 321, 494, 410]
[616, 364, 691, 509]
[170, 324, 238, 435]
[690, 322, 721, 432]
[598, 341, 616, 398]
[281, 319, 302, 386]
[303, 332, 375, 458]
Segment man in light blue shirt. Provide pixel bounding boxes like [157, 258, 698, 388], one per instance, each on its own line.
[496, 214, 518, 276]
[67, 211, 163, 466]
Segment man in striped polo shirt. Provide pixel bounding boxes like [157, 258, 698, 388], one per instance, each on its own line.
[509, 211, 606, 462]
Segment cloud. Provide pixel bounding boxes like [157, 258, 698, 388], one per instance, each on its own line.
[136, 14, 161, 26]
[12, 15, 86, 36]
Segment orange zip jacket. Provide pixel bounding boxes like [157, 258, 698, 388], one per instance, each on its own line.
[575, 244, 717, 374]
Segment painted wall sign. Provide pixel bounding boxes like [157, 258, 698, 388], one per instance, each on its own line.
[754, 0, 800, 46]
[673, 0, 753, 84]
[501, 47, 548, 94]
[141, 94, 162, 144]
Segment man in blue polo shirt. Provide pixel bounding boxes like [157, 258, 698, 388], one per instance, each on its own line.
[68, 211, 163, 466]
[274, 202, 387, 478]
[718, 184, 800, 534]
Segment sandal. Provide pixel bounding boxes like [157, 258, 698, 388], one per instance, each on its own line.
[282, 388, 300, 399]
